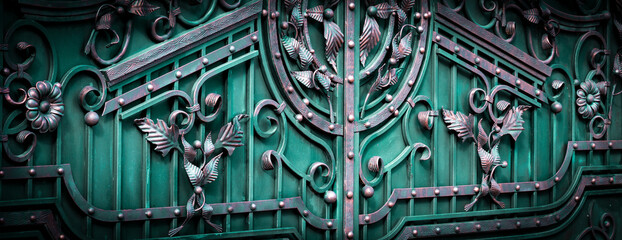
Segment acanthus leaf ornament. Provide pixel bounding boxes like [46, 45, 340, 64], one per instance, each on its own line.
[134, 118, 180, 157]
[360, 14, 381, 66]
[323, 20, 344, 73]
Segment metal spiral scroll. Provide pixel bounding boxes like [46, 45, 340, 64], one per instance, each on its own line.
[576, 201, 616, 240]
[261, 150, 334, 193]
[253, 99, 286, 139]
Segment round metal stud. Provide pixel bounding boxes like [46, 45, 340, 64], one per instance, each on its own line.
[496, 222, 502, 229]
[555, 176, 560, 182]
[175, 71, 182, 78]
[474, 187, 480, 193]
[474, 57, 480, 64]
[59, 235, 65, 240]
[349, 2, 355, 10]
[591, 143, 596, 149]
[275, 52, 281, 59]
[287, 86, 294, 93]
[347, 191, 354, 199]
[434, 227, 441, 234]
[145, 211, 152, 218]
[604, 221, 611, 227]
[364, 215, 371, 222]
[516, 221, 521, 228]
[118, 213, 124, 220]
[575, 196, 580, 202]
[475, 224, 481, 231]
[573, 143, 579, 149]
[328, 124, 335, 131]
[453, 187, 459, 194]
[412, 229, 418, 236]
[118, 98, 125, 106]
[454, 46, 460, 52]
[88, 207, 95, 215]
[411, 190, 417, 197]
[279, 201, 285, 208]
[415, 12, 421, 19]
[555, 215, 560, 221]
[307, 112, 313, 119]
[455, 226, 460, 233]
[2, 68, 10, 76]
[393, 110, 399, 117]
[551, 101, 562, 113]
[347, 75, 354, 83]
[295, 114, 303, 122]
[310, 49, 315, 54]
[303, 98, 310, 105]
[281, 21, 289, 30]
[227, 206, 234, 213]
[515, 79, 521, 86]
[84, 111, 100, 126]
[324, 191, 337, 203]
[348, 40, 355, 48]
[385, 94, 393, 102]
[194, 186, 203, 195]
[30, 215, 36, 222]
[389, 106, 395, 112]
[536, 220, 541, 226]
[495, 68, 501, 74]
[348, 114, 355, 122]
[0, 217, 4, 224]
[435, 35, 441, 42]
[591, 178, 596, 184]
[387, 201, 394, 208]
[515, 185, 520, 191]
[347, 151, 354, 159]
[419, 47, 425, 54]
[347, 231, 354, 239]
[574, 79, 580, 85]
[262, 9, 268, 17]
[408, 80, 414, 86]
[29, 168, 36, 176]
[502, 161, 508, 168]
[434, 189, 440, 195]
[251, 35, 258, 42]
[229, 46, 236, 52]
[389, 57, 397, 65]
[0, 170, 3, 178]
[610, 177, 614, 183]
[250, 203, 257, 210]
[193, 140, 202, 149]
[417, 26, 424, 33]
[385, 45, 390, 50]
[364, 122, 371, 128]
[174, 208, 181, 216]
[327, 221, 333, 228]
[609, 142, 614, 148]
[57, 167, 64, 175]
[271, 11, 279, 19]
[535, 183, 540, 189]
[147, 83, 155, 91]
[423, 12, 430, 19]
[535, 89, 542, 96]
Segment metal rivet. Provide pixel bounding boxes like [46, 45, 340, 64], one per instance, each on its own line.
[88, 207, 95, 215]
[575, 196, 580, 202]
[328, 124, 335, 131]
[202, 57, 209, 65]
[303, 98, 310, 105]
[348, 114, 355, 122]
[419, 47, 425, 54]
[423, 12, 430, 19]
[434, 189, 440, 195]
[454, 46, 460, 52]
[591, 178, 596, 184]
[348, 40, 355, 48]
[287, 86, 294, 93]
[347, 231, 354, 238]
[475, 224, 481, 231]
[415, 12, 421, 19]
[117, 213, 124, 220]
[145, 211, 152, 218]
[271, 11, 279, 19]
[475, 57, 481, 64]
[393, 110, 399, 117]
[349, 2, 355, 10]
[347, 151, 354, 159]
[262, 9, 268, 16]
[307, 112, 313, 119]
[516, 221, 521, 228]
[194, 186, 203, 195]
[474, 187, 480, 193]
[516, 79, 522, 86]
[310, 49, 315, 54]
[0, 170, 4, 178]
[347, 75, 354, 83]
[347, 191, 353, 198]
[573, 143, 579, 149]
[30, 215, 36, 222]
[434, 227, 441, 234]
[389, 106, 395, 112]
[496, 222, 502, 229]
[275, 52, 281, 59]
[0, 217, 4, 224]
[229, 46, 236, 52]
[388, 201, 394, 208]
[495, 68, 501, 74]
[435, 35, 441, 42]
[147, 83, 155, 92]
[610, 177, 614, 183]
[118, 98, 125, 106]
[591, 143, 596, 149]
[555, 176, 560, 182]
[411, 190, 417, 196]
[385, 94, 393, 102]
[412, 229, 418, 236]
[327, 221, 333, 228]
[279, 201, 285, 208]
[408, 80, 414, 86]
[176, 71, 182, 78]
[59, 235, 65, 240]
[609, 142, 613, 148]
[389, 57, 397, 65]
[453, 187, 459, 194]
[535, 183, 540, 189]
[515, 185, 520, 191]
[83, 111, 99, 127]
[251, 35, 258, 42]
[295, 114, 303, 122]
[364, 215, 371, 222]
[385, 45, 390, 50]
[536, 220, 541, 226]
[29, 168, 36, 176]
[174, 209, 181, 216]
[250, 203, 256, 210]
[57, 167, 64, 175]
[364, 122, 371, 128]
[455, 226, 460, 232]
[555, 215, 560, 221]
[227, 206, 234, 213]
[536, 89, 541, 96]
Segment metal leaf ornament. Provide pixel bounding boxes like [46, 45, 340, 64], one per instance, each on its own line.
[360, 65, 403, 117]
[324, 20, 344, 73]
[306, 5, 324, 22]
[493, 105, 531, 142]
[391, 31, 413, 61]
[291, 69, 335, 122]
[134, 118, 180, 157]
[360, 14, 381, 66]
[374, 2, 393, 19]
[215, 114, 248, 156]
[441, 109, 475, 142]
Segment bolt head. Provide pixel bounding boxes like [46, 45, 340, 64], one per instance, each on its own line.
[347, 75, 354, 83]
[495, 68, 501, 74]
[348, 114, 355, 122]
[0, 170, 3, 178]
[347, 231, 354, 238]
[192, 140, 202, 149]
[609, 142, 614, 148]
[347, 151, 354, 159]
[575, 196, 580, 201]
[279, 201, 285, 208]
[307, 112, 313, 119]
[516, 185, 521, 191]
[536, 220, 541, 226]
[516, 221, 521, 228]
[455, 226, 460, 232]
[175, 71, 182, 78]
[435, 35, 441, 42]
[145, 211, 152, 218]
[573, 143, 579, 149]
[419, 47, 425, 53]
[59, 235, 65, 240]
[535, 89, 541, 96]
[250, 203, 257, 210]
[591, 178, 596, 184]
[408, 80, 414, 86]
[57, 167, 64, 175]
[348, 40, 355, 48]
[501, 161, 508, 168]
[389, 57, 397, 65]
[84, 111, 100, 126]
[555, 176, 560, 182]
[281, 21, 289, 29]
[229, 45, 236, 52]
[251, 35, 258, 42]
[147, 83, 155, 91]
[324, 191, 337, 203]
[389, 106, 395, 112]
[327, 221, 333, 228]
[551, 101, 562, 113]
[287, 86, 294, 93]
[328, 124, 335, 131]
[435, 227, 441, 234]
[393, 110, 399, 117]
[364, 215, 371, 222]
[347, 191, 354, 198]
[227, 206, 234, 212]
[364, 122, 371, 128]
[118, 98, 126, 106]
[362, 185, 374, 198]
[174, 208, 181, 216]
[88, 207, 95, 215]
[434, 189, 440, 195]
[411, 190, 417, 196]
[591, 143, 596, 149]
[475, 224, 481, 230]
[367, 6, 378, 16]
[262, 9, 268, 16]
[515, 79, 521, 86]
[303, 210, 309, 216]
[275, 52, 281, 59]
[535, 183, 540, 189]
[454, 46, 460, 52]
[2, 68, 10, 76]
[271, 11, 279, 19]
[295, 114, 303, 122]
[453, 187, 459, 193]
[475, 57, 481, 64]
[194, 186, 203, 194]
[610, 177, 614, 183]
[118, 213, 124, 220]
[415, 12, 421, 19]
[302, 98, 310, 105]
[474, 187, 479, 193]
[29, 168, 36, 176]
[349, 2, 356, 10]
[388, 201, 395, 208]
[497, 222, 502, 229]
[423, 12, 430, 19]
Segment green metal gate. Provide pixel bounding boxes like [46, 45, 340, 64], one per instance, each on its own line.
[1, 0, 621, 239]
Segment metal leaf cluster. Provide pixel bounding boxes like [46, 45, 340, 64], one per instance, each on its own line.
[494, 105, 531, 142]
[281, 36, 313, 69]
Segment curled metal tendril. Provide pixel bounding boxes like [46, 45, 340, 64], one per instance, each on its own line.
[86, 19, 132, 66]
[218, 0, 241, 10]
[253, 99, 286, 138]
[261, 150, 333, 193]
[2, 130, 37, 163]
[60, 65, 108, 112]
[3, 72, 32, 105]
[151, 16, 175, 42]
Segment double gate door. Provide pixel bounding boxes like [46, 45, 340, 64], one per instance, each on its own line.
[1, 0, 621, 239]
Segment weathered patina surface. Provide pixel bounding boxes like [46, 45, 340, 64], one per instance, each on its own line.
[1, 0, 621, 239]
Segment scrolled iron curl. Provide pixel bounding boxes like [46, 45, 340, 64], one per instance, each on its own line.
[2, 130, 37, 163]
[60, 65, 108, 112]
[261, 150, 334, 193]
[253, 99, 286, 138]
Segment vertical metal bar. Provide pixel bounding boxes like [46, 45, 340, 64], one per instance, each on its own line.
[432, 43, 438, 215]
[225, 34, 234, 232]
[86, 115, 93, 237]
[115, 89, 123, 240]
[143, 74, 152, 238]
[247, 24, 256, 231]
[170, 63, 179, 231]
[512, 97, 518, 208]
[343, 0, 357, 238]
[450, 57, 457, 213]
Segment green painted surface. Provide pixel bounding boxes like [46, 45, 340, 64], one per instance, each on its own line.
[0, 0, 621, 239]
